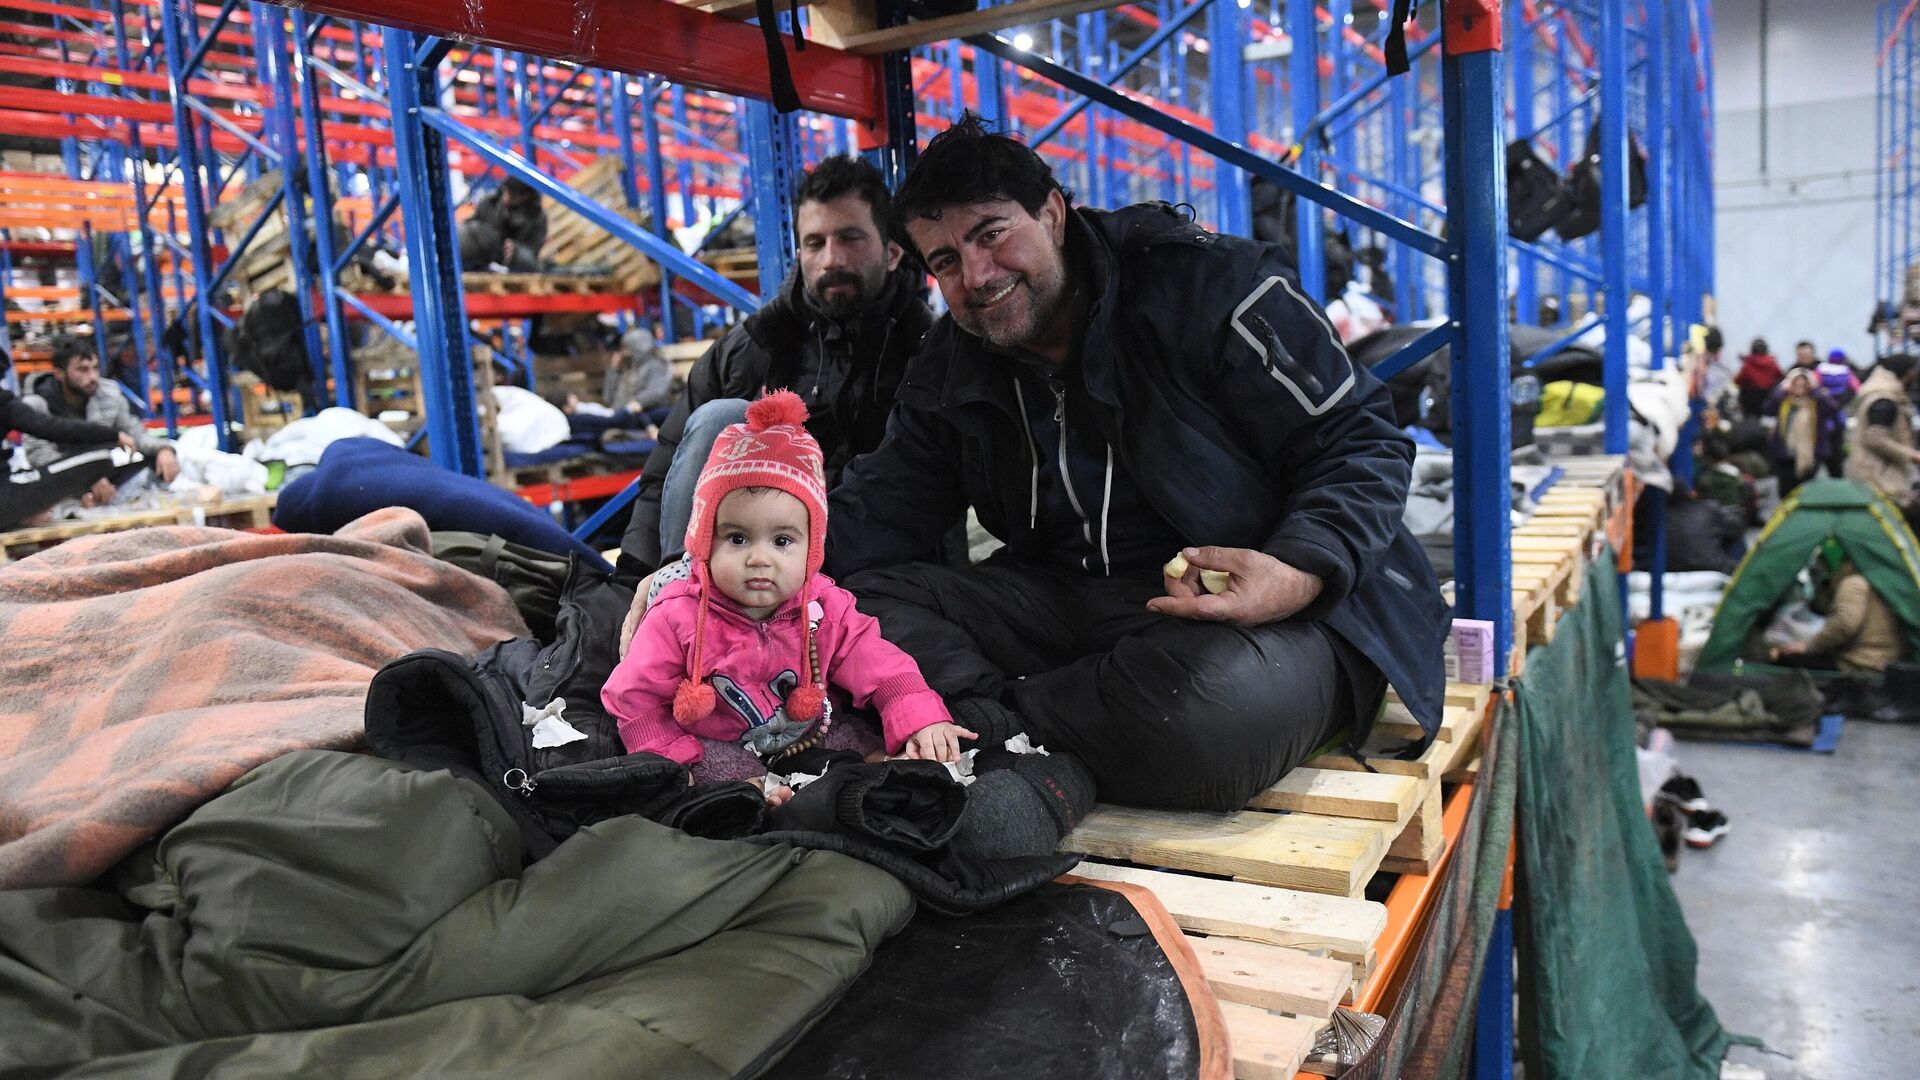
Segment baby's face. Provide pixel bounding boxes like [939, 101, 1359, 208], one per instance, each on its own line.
[709, 488, 809, 619]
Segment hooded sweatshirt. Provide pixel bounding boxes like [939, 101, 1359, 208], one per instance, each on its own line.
[604, 570, 951, 766]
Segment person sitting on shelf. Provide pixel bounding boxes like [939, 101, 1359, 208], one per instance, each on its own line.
[0, 346, 141, 529]
[1773, 550, 1904, 673]
[624, 116, 1448, 857]
[460, 176, 548, 273]
[1843, 353, 1920, 529]
[602, 326, 675, 426]
[20, 336, 178, 510]
[614, 154, 935, 583]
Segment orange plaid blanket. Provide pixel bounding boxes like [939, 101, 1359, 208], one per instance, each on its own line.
[0, 508, 529, 888]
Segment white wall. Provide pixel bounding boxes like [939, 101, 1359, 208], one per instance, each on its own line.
[1712, 0, 1882, 363]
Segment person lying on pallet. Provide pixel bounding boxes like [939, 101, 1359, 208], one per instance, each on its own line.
[628, 116, 1450, 856]
[614, 155, 936, 584]
[19, 336, 178, 511]
[603, 392, 975, 806]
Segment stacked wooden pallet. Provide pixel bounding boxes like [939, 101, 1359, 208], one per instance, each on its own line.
[1508, 454, 1630, 668]
[206, 170, 372, 304]
[1058, 669, 1497, 1077]
[1056, 454, 1631, 1077]
[536, 157, 661, 292]
[351, 341, 508, 484]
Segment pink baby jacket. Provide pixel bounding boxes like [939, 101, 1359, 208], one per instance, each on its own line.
[603, 571, 951, 765]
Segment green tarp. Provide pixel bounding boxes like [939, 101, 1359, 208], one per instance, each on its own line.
[1517, 552, 1732, 1079]
[1697, 478, 1920, 671]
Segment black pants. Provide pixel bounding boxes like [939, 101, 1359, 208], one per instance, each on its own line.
[0, 449, 144, 530]
[848, 561, 1380, 812]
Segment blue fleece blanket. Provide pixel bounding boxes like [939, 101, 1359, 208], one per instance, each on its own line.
[275, 438, 612, 569]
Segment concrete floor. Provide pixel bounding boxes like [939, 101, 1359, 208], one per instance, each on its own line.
[1669, 721, 1920, 1080]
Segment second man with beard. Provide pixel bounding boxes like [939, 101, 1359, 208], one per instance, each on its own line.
[617, 157, 935, 596]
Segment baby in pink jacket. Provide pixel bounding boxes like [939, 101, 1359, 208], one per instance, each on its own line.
[602, 392, 972, 802]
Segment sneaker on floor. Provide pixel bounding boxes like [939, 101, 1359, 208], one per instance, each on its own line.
[1659, 773, 1710, 812]
[1683, 808, 1730, 848]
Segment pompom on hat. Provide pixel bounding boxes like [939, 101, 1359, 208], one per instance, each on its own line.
[673, 391, 832, 738]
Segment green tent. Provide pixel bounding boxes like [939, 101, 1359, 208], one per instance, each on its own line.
[1696, 478, 1920, 671]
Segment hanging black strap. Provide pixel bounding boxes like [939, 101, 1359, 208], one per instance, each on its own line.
[754, 0, 803, 113]
[1385, 0, 1415, 76]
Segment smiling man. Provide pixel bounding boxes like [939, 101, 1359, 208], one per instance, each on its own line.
[821, 116, 1450, 844]
[616, 156, 936, 583]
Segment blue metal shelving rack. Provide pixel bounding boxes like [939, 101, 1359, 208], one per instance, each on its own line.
[1879, 0, 1920, 353]
[0, 1, 1725, 1074]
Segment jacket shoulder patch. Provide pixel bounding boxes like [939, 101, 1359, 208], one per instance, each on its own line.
[1228, 275, 1354, 416]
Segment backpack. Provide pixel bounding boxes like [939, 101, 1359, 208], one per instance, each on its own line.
[226, 288, 314, 396]
[1557, 121, 1649, 241]
[1505, 139, 1575, 242]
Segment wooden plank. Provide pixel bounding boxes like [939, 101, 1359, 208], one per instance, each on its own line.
[1246, 767, 1419, 824]
[1380, 783, 1444, 874]
[1307, 728, 1448, 781]
[1062, 805, 1389, 896]
[1065, 863, 1385, 962]
[1220, 1001, 1322, 1079]
[1372, 702, 1472, 744]
[831, 0, 1129, 52]
[1187, 934, 1349, 1018]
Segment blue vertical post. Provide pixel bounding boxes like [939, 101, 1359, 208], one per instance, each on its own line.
[254, 3, 329, 408]
[672, 87, 697, 229]
[1599, 0, 1630, 454]
[384, 28, 484, 476]
[1442, 0, 1514, 668]
[291, 8, 354, 406]
[1287, 0, 1323, 295]
[1509, 0, 1536, 324]
[1471, 908, 1517, 1078]
[1208, 0, 1250, 238]
[637, 79, 677, 341]
[1392, 70, 1420, 322]
[744, 101, 799, 297]
[158, 0, 234, 448]
[975, 45, 1007, 129]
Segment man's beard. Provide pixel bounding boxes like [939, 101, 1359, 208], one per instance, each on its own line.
[805, 269, 875, 320]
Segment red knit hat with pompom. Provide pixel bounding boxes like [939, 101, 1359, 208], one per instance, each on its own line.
[673, 391, 831, 731]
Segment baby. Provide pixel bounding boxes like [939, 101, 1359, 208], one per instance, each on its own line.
[602, 391, 974, 802]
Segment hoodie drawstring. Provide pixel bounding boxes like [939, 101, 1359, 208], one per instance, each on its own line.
[1099, 444, 1113, 576]
[1011, 378, 1040, 530]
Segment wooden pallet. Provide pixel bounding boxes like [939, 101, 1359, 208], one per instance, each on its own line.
[0, 506, 192, 561]
[0, 492, 280, 561]
[1053, 457, 1627, 1079]
[207, 170, 373, 303]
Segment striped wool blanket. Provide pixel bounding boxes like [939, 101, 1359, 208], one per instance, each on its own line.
[0, 508, 528, 889]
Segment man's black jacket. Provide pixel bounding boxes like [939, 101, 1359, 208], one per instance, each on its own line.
[824, 202, 1450, 743]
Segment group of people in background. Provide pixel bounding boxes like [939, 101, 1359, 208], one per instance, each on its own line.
[1700, 331, 1920, 520]
[1692, 328, 1920, 674]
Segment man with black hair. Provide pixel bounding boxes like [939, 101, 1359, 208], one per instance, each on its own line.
[810, 116, 1448, 847]
[461, 176, 549, 272]
[21, 336, 177, 509]
[615, 155, 935, 588]
[0, 346, 143, 528]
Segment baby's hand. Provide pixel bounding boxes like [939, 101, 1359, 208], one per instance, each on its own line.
[903, 722, 977, 763]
